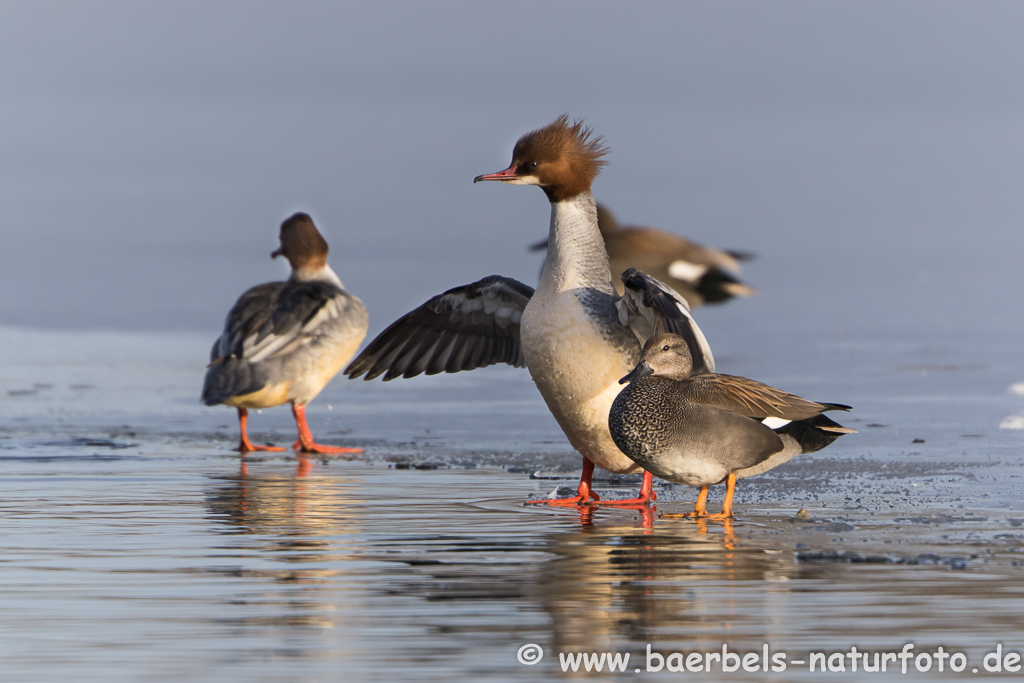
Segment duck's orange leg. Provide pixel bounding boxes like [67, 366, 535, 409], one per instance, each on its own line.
[526, 458, 602, 506]
[663, 485, 709, 518]
[235, 408, 286, 453]
[291, 404, 363, 455]
[706, 472, 737, 520]
[598, 470, 658, 506]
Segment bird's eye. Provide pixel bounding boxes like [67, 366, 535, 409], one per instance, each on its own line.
[662, 345, 670, 351]
[530, 161, 539, 169]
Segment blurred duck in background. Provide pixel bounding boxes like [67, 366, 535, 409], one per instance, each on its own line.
[531, 203, 755, 308]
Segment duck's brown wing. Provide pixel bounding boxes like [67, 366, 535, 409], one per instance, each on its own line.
[607, 228, 744, 274]
[345, 276, 534, 381]
[686, 373, 851, 420]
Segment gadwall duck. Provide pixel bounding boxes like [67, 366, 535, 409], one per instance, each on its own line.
[610, 333, 855, 519]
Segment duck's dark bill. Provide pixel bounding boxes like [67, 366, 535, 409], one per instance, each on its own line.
[619, 360, 653, 384]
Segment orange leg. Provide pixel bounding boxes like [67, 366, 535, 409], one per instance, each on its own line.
[599, 470, 658, 506]
[235, 408, 286, 453]
[663, 485, 709, 518]
[291, 404, 363, 455]
[706, 472, 737, 520]
[526, 458, 602, 506]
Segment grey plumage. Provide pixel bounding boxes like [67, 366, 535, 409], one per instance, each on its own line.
[610, 376, 783, 482]
[203, 279, 366, 406]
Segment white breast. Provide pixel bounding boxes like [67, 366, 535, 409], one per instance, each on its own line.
[521, 287, 639, 474]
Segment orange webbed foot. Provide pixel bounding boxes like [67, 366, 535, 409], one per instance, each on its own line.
[295, 442, 363, 455]
[526, 489, 601, 507]
[235, 408, 287, 453]
[290, 404, 363, 455]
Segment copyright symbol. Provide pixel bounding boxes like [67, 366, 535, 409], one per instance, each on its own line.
[517, 643, 544, 665]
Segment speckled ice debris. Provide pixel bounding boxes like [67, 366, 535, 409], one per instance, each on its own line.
[1000, 413, 1024, 430]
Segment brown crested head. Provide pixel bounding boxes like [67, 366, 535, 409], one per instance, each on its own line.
[473, 114, 609, 202]
[272, 212, 329, 272]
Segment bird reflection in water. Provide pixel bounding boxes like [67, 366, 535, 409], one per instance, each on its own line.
[528, 515, 788, 658]
[556, 493, 737, 545]
[205, 465, 364, 565]
[357, 498, 789, 663]
[203, 466, 369, 633]
[237, 453, 316, 478]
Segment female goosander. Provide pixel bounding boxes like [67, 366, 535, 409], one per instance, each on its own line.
[610, 334, 856, 519]
[532, 204, 755, 308]
[346, 116, 715, 506]
[202, 212, 368, 456]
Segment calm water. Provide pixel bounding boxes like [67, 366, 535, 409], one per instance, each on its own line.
[2, 324, 1024, 681]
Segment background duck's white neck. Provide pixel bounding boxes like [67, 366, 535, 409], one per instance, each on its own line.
[541, 190, 616, 294]
[292, 263, 344, 288]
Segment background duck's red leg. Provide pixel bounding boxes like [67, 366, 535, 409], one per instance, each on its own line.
[291, 404, 363, 454]
[526, 458, 602, 506]
[235, 408, 286, 453]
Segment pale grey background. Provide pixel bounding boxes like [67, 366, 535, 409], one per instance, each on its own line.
[1, 1, 1021, 345]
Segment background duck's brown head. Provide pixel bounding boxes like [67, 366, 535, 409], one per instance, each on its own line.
[272, 212, 329, 273]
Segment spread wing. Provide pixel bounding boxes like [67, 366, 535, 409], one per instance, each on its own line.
[345, 276, 534, 381]
[687, 373, 851, 420]
[616, 268, 716, 374]
[210, 280, 352, 365]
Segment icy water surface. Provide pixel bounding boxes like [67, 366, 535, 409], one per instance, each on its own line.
[2, 324, 1024, 681]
